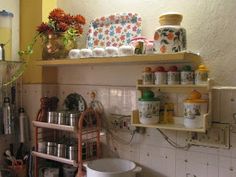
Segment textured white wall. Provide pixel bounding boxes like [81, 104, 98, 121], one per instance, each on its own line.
[57, 0, 236, 86]
[0, 0, 20, 60]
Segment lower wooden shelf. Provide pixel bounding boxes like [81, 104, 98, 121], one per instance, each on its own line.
[131, 110, 208, 132]
[32, 151, 78, 167]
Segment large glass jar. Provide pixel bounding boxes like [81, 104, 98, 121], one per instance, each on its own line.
[153, 12, 186, 54]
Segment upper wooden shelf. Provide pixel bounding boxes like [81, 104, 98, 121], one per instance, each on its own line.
[35, 51, 201, 67]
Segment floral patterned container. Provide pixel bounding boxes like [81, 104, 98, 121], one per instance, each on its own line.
[153, 12, 186, 53]
[181, 65, 194, 85]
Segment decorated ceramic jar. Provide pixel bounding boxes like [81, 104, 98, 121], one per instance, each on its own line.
[142, 67, 153, 85]
[153, 12, 187, 53]
[92, 48, 105, 57]
[167, 65, 180, 85]
[183, 90, 208, 128]
[181, 65, 194, 85]
[195, 64, 209, 85]
[139, 90, 160, 125]
[154, 66, 167, 85]
[105, 46, 119, 57]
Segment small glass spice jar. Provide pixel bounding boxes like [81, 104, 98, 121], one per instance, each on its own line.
[181, 65, 194, 85]
[154, 66, 167, 85]
[167, 65, 180, 85]
[142, 67, 153, 85]
[153, 12, 187, 53]
[195, 64, 209, 85]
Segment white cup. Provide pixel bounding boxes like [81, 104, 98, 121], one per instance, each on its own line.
[68, 49, 80, 59]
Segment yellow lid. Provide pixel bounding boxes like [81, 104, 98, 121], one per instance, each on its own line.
[185, 90, 207, 103]
[197, 64, 208, 72]
[159, 12, 183, 26]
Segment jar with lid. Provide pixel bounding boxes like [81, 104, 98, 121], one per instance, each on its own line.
[139, 90, 160, 125]
[195, 64, 209, 85]
[181, 65, 194, 85]
[0, 10, 13, 61]
[183, 90, 208, 128]
[153, 12, 186, 53]
[142, 67, 153, 85]
[167, 65, 180, 85]
[154, 66, 167, 85]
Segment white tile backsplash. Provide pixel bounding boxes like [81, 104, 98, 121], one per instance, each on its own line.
[23, 84, 236, 177]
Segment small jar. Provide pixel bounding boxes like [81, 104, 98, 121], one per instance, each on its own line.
[139, 90, 160, 125]
[142, 67, 153, 85]
[167, 65, 180, 85]
[154, 66, 167, 85]
[47, 111, 58, 124]
[57, 111, 66, 125]
[181, 65, 194, 85]
[46, 142, 57, 156]
[195, 64, 209, 85]
[69, 112, 78, 126]
[153, 12, 187, 53]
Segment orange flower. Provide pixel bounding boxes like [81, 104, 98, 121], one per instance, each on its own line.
[49, 8, 65, 22]
[74, 15, 86, 25]
[160, 45, 167, 53]
[167, 32, 174, 40]
[154, 32, 159, 40]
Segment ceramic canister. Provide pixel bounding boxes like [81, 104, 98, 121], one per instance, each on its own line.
[195, 64, 209, 85]
[167, 65, 180, 85]
[142, 67, 154, 85]
[139, 90, 160, 125]
[154, 66, 167, 85]
[153, 12, 187, 53]
[183, 90, 208, 128]
[181, 65, 194, 85]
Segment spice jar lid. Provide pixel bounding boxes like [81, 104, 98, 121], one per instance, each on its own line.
[197, 64, 208, 71]
[155, 66, 166, 72]
[182, 65, 192, 71]
[168, 65, 178, 72]
[144, 67, 152, 72]
[139, 90, 159, 101]
[159, 12, 183, 26]
[185, 90, 207, 103]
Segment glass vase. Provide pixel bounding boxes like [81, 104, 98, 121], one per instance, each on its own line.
[42, 33, 77, 60]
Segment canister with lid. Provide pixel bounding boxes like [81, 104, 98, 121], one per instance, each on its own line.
[46, 142, 57, 156]
[69, 112, 78, 126]
[181, 65, 194, 85]
[183, 90, 208, 128]
[57, 111, 66, 125]
[142, 67, 153, 85]
[68, 145, 77, 160]
[195, 64, 209, 85]
[139, 90, 160, 125]
[154, 12, 186, 53]
[154, 66, 167, 85]
[57, 144, 66, 158]
[167, 65, 180, 85]
[47, 111, 58, 124]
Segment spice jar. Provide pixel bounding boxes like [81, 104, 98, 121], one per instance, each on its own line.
[139, 90, 160, 125]
[167, 65, 180, 85]
[142, 67, 153, 85]
[154, 66, 167, 85]
[195, 64, 209, 85]
[183, 90, 208, 128]
[181, 65, 194, 85]
[153, 12, 186, 53]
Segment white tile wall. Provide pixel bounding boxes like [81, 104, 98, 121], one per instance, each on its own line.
[23, 84, 236, 177]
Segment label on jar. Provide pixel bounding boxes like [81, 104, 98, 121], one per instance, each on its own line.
[139, 101, 160, 124]
[184, 102, 207, 119]
[167, 71, 180, 85]
[181, 71, 194, 85]
[142, 72, 153, 85]
[154, 72, 167, 85]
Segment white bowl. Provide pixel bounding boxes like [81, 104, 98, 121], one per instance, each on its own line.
[80, 48, 93, 58]
[92, 48, 105, 57]
[68, 49, 80, 59]
[118, 45, 135, 56]
[105, 46, 119, 57]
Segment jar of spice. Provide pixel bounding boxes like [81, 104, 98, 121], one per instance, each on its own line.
[154, 66, 167, 85]
[153, 12, 187, 53]
[167, 65, 180, 85]
[195, 64, 209, 85]
[142, 67, 153, 85]
[181, 65, 194, 85]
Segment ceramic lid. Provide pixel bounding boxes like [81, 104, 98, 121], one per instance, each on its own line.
[159, 12, 182, 26]
[185, 90, 207, 103]
[197, 64, 208, 71]
[139, 90, 159, 101]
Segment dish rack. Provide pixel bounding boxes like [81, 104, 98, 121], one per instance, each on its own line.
[32, 98, 101, 177]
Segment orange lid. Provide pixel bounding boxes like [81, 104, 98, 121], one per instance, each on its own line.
[159, 12, 183, 26]
[144, 67, 152, 72]
[197, 64, 208, 72]
[185, 90, 207, 103]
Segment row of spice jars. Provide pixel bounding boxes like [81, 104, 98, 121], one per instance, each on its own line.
[47, 111, 78, 126]
[142, 64, 209, 85]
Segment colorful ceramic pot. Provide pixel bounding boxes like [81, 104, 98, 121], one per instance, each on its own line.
[181, 65, 194, 85]
[195, 64, 209, 85]
[153, 12, 186, 53]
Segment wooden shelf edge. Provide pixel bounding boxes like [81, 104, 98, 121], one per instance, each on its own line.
[35, 51, 201, 66]
[32, 151, 77, 167]
[131, 110, 208, 133]
[32, 121, 76, 132]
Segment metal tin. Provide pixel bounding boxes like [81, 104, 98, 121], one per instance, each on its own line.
[69, 113, 78, 126]
[68, 146, 77, 160]
[57, 112, 66, 125]
[46, 142, 57, 156]
[38, 141, 46, 153]
[47, 111, 58, 124]
[57, 144, 66, 158]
